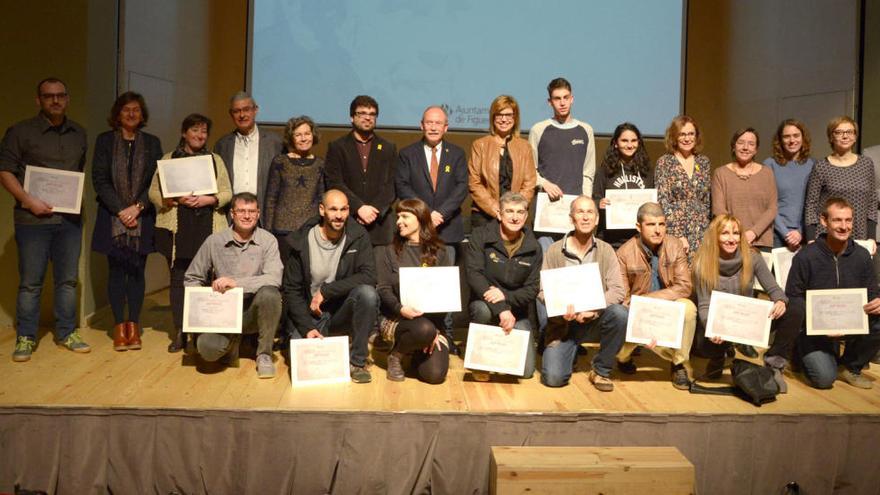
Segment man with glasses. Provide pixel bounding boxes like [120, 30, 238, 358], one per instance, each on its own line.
[0, 77, 90, 361]
[214, 92, 284, 213]
[184, 192, 284, 378]
[326, 95, 398, 246]
[465, 191, 542, 379]
[396, 105, 468, 353]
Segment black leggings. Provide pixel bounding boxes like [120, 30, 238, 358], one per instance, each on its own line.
[394, 317, 449, 384]
[107, 255, 146, 324]
[167, 257, 192, 331]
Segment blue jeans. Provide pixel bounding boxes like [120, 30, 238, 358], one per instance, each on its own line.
[540, 304, 628, 387]
[797, 316, 880, 389]
[469, 300, 536, 378]
[14, 220, 82, 340]
[291, 285, 379, 367]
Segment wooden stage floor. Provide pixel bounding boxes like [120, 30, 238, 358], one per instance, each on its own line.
[2, 290, 880, 416]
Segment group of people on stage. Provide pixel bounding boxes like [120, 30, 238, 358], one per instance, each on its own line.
[3, 76, 880, 394]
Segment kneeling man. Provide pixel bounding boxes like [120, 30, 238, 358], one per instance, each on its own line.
[185, 192, 283, 378]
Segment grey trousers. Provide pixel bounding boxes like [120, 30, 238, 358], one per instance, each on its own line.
[197, 286, 282, 361]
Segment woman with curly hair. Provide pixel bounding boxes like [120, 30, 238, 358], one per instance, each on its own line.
[592, 122, 653, 247]
[376, 198, 452, 384]
[764, 119, 814, 250]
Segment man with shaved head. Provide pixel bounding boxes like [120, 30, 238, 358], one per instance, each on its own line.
[282, 189, 379, 383]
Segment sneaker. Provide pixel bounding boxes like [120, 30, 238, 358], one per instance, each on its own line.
[671, 363, 690, 390]
[705, 356, 725, 380]
[350, 364, 372, 384]
[838, 368, 872, 389]
[735, 343, 759, 358]
[616, 359, 637, 375]
[13, 336, 36, 362]
[588, 370, 614, 392]
[770, 367, 788, 394]
[58, 330, 91, 353]
[256, 353, 275, 378]
[386, 351, 405, 382]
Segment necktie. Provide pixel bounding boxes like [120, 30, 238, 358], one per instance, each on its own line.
[430, 146, 439, 191]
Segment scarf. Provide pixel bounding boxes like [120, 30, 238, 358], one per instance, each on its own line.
[110, 130, 146, 253]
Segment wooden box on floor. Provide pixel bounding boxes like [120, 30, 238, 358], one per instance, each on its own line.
[489, 446, 695, 495]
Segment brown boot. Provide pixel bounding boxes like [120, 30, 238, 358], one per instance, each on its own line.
[386, 351, 405, 382]
[112, 323, 128, 351]
[125, 322, 142, 350]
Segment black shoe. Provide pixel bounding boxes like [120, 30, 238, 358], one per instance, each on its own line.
[630, 346, 643, 357]
[447, 339, 460, 357]
[671, 363, 690, 390]
[616, 359, 637, 375]
[705, 357, 725, 380]
[576, 346, 588, 356]
[735, 343, 759, 358]
[167, 331, 187, 353]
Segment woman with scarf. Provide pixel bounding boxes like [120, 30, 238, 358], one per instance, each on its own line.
[149, 113, 232, 352]
[593, 122, 653, 248]
[91, 92, 162, 351]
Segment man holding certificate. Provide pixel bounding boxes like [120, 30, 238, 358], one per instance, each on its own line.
[283, 189, 379, 384]
[465, 192, 542, 379]
[616, 202, 696, 390]
[787, 198, 880, 389]
[539, 196, 628, 391]
[184, 192, 283, 378]
[0, 77, 91, 361]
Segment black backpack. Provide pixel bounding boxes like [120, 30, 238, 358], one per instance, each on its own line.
[689, 358, 780, 406]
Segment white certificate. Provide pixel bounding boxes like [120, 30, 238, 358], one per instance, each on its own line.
[705, 291, 772, 348]
[463, 323, 530, 375]
[534, 193, 577, 234]
[806, 288, 869, 335]
[23, 165, 84, 214]
[182, 287, 243, 333]
[771, 247, 797, 291]
[399, 266, 461, 313]
[157, 155, 219, 198]
[854, 239, 875, 257]
[754, 251, 774, 291]
[289, 336, 351, 386]
[604, 188, 658, 230]
[625, 295, 685, 349]
[541, 263, 607, 317]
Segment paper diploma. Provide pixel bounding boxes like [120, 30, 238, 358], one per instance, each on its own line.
[625, 295, 685, 349]
[541, 263, 606, 317]
[534, 193, 577, 234]
[754, 251, 774, 291]
[604, 188, 658, 230]
[771, 247, 797, 291]
[705, 291, 772, 347]
[806, 288, 869, 335]
[157, 155, 219, 198]
[463, 323, 530, 376]
[23, 165, 84, 214]
[289, 336, 351, 386]
[182, 287, 243, 333]
[399, 266, 461, 313]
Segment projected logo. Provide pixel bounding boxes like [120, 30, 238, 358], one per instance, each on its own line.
[445, 103, 490, 128]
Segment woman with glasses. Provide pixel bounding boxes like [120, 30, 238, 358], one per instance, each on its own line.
[654, 115, 712, 262]
[711, 128, 777, 251]
[804, 116, 876, 246]
[764, 119, 815, 250]
[91, 92, 162, 351]
[468, 95, 536, 229]
[149, 113, 232, 352]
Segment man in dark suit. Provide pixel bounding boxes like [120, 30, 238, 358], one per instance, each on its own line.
[395, 106, 468, 353]
[213, 92, 284, 213]
[325, 95, 398, 246]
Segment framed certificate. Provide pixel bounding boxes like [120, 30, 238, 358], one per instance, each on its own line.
[157, 155, 219, 198]
[23, 165, 85, 214]
[705, 291, 773, 348]
[182, 287, 243, 333]
[463, 323, 530, 376]
[541, 263, 607, 317]
[533, 193, 577, 234]
[753, 251, 774, 291]
[289, 336, 351, 386]
[771, 247, 797, 291]
[399, 266, 461, 313]
[625, 295, 685, 349]
[604, 188, 657, 230]
[806, 288, 868, 335]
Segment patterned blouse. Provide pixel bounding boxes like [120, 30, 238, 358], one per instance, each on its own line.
[263, 155, 325, 234]
[654, 153, 712, 261]
[803, 155, 877, 240]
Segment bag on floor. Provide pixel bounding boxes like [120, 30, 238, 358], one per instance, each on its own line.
[689, 358, 779, 406]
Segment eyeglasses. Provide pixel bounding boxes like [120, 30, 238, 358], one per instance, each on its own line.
[833, 129, 856, 137]
[495, 112, 515, 121]
[678, 131, 696, 138]
[355, 111, 377, 118]
[233, 208, 259, 216]
[39, 92, 68, 101]
[230, 106, 256, 115]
